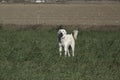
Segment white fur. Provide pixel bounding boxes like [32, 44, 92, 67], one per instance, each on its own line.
[58, 29, 78, 57]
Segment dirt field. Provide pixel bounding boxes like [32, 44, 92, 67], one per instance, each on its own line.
[0, 4, 120, 26]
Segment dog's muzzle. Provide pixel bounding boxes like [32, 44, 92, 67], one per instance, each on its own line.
[58, 33, 63, 43]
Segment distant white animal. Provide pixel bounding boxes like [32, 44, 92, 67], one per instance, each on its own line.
[36, 0, 45, 3]
[58, 29, 78, 57]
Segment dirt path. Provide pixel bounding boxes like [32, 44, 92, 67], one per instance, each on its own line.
[0, 4, 120, 26]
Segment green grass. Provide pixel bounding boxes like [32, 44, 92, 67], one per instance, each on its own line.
[0, 28, 120, 80]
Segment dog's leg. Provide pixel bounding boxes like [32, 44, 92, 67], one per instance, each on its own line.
[64, 45, 68, 57]
[67, 49, 70, 57]
[59, 44, 62, 56]
[71, 44, 75, 57]
[72, 47, 75, 57]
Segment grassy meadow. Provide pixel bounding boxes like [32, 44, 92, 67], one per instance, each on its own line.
[0, 27, 120, 80]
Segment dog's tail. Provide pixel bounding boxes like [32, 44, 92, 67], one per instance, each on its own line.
[72, 30, 78, 40]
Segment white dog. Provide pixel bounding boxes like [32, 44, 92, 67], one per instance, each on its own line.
[58, 29, 78, 57]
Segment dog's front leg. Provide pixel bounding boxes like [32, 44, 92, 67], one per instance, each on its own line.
[59, 44, 62, 56]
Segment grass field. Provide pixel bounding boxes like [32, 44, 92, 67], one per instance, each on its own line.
[0, 4, 120, 25]
[0, 28, 120, 80]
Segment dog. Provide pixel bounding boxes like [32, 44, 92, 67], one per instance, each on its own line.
[58, 29, 78, 57]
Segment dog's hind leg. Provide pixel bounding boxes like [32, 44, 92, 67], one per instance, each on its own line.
[71, 44, 75, 57]
[67, 49, 70, 57]
[64, 45, 68, 57]
[64, 45, 70, 57]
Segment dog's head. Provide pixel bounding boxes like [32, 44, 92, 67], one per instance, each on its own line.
[58, 29, 67, 42]
[58, 29, 67, 37]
